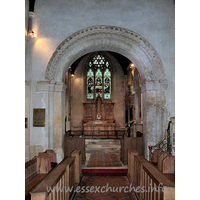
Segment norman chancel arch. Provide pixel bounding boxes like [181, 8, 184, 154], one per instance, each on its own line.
[38, 26, 168, 162]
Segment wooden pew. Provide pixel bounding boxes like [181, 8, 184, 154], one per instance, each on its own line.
[128, 149, 138, 183]
[162, 156, 175, 183]
[39, 150, 57, 168]
[25, 154, 51, 200]
[131, 156, 175, 200]
[157, 151, 170, 172]
[71, 150, 82, 184]
[31, 157, 75, 200]
[162, 156, 175, 173]
[151, 149, 162, 165]
[45, 150, 57, 163]
[152, 150, 175, 183]
[25, 157, 38, 184]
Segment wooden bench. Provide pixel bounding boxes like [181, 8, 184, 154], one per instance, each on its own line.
[25, 154, 51, 200]
[31, 157, 76, 200]
[151, 149, 162, 165]
[151, 150, 175, 183]
[129, 154, 175, 200]
[157, 151, 170, 171]
[162, 156, 175, 183]
[71, 150, 82, 184]
[39, 150, 57, 168]
[128, 149, 138, 183]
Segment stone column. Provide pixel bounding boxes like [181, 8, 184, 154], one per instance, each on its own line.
[54, 82, 67, 163]
[48, 81, 56, 149]
[141, 80, 168, 160]
[35, 81, 67, 163]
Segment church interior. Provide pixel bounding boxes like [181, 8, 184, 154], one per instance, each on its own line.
[23, 0, 177, 199]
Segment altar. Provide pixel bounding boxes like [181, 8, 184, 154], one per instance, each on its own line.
[82, 96, 116, 137]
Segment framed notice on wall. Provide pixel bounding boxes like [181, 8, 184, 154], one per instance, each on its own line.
[33, 108, 45, 127]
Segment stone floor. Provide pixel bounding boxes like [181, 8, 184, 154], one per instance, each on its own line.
[74, 176, 137, 200]
[84, 139, 125, 168]
[76, 139, 135, 199]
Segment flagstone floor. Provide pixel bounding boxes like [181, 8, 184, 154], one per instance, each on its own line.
[84, 139, 126, 168]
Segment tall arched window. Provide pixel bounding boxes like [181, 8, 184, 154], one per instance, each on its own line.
[87, 54, 111, 100]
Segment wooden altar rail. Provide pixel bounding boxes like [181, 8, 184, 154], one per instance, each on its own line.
[31, 156, 76, 200]
[132, 156, 175, 200]
[66, 130, 125, 138]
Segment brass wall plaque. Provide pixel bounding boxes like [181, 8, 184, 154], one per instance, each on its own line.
[33, 109, 45, 127]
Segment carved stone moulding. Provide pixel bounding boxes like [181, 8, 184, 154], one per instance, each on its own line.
[45, 25, 164, 83]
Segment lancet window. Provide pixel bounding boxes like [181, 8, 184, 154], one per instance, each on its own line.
[86, 54, 111, 100]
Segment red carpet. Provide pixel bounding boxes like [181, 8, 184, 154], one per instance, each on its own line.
[82, 168, 128, 176]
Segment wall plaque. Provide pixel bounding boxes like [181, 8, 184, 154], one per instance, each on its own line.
[33, 109, 45, 127]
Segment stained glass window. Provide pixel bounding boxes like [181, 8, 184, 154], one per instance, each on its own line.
[86, 54, 111, 99]
[87, 69, 94, 99]
[104, 68, 111, 99]
[95, 69, 102, 97]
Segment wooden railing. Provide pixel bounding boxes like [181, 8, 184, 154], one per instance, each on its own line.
[66, 129, 125, 139]
[31, 149, 82, 200]
[131, 155, 175, 200]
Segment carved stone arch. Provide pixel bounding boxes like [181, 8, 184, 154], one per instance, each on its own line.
[44, 26, 168, 161]
[45, 25, 165, 83]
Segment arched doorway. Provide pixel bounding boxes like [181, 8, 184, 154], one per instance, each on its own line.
[45, 25, 168, 162]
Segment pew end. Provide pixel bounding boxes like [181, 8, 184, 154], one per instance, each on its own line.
[128, 149, 138, 183]
[127, 153, 175, 200]
[71, 149, 82, 184]
[157, 151, 170, 172]
[31, 149, 82, 200]
[25, 154, 52, 200]
[151, 149, 162, 165]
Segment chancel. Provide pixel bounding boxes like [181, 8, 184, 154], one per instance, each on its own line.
[83, 95, 116, 137]
[25, 0, 175, 199]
